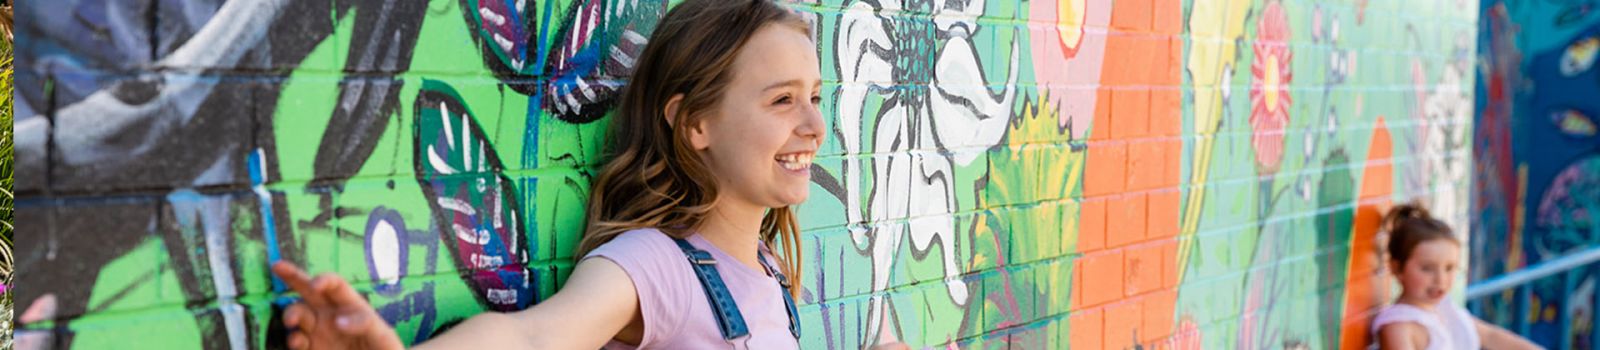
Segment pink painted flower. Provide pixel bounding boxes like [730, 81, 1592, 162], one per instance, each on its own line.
[1026, 0, 1108, 140]
[1250, 1, 1293, 175]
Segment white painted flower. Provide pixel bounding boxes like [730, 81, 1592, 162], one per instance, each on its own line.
[1413, 56, 1473, 230]
[833, 0, 1019, 343]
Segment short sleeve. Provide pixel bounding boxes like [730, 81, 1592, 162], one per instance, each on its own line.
[1371, 305, 1433, 334]
[583, 229, 697, 347]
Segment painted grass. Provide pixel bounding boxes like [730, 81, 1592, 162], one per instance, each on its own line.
[3, 2, 17, 348]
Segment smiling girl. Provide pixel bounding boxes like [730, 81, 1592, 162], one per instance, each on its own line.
[268, 1, 906, 349]
[1372, 203, 1541, 350]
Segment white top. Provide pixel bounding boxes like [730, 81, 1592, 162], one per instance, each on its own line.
[1371, 302, 1480, 350]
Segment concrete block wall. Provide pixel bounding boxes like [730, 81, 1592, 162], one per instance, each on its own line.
[14, 0, 1475, 348]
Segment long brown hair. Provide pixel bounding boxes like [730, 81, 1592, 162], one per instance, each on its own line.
[1381, 202, 1459, 268]
[580, 0, 810, 298]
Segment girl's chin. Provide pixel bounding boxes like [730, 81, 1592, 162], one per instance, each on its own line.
[775, 190, 810, 207]
[779, 195, 809, 207]
[1400, 294, 1443, 307]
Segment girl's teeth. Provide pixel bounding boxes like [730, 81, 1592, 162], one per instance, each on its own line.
[778, 153, 813, 171]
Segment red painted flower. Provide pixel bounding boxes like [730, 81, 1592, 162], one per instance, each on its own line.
[1250, 1, 1293, 175]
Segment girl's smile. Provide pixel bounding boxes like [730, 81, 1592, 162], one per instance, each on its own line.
[776, 151, 814, 174]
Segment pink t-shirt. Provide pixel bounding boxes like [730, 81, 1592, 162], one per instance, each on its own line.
[584, 228, 799, 349]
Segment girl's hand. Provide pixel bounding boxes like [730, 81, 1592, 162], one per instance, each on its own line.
[271, 262, 405, 350]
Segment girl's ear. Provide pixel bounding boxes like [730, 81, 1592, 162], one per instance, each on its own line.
[686, 117, 713, 151]
[663, 94, 713, 151]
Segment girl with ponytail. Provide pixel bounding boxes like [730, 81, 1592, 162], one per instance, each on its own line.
[1372, 202, 1540, 349]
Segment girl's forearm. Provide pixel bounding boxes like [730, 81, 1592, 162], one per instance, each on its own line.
[1482, 324, 1543, 350]
[410, 312, 540, 349]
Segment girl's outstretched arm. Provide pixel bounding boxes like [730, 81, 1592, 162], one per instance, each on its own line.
[274, 257, 641, 350]
[414, 257, 641, 349]
[1475, 318, 1544, 350]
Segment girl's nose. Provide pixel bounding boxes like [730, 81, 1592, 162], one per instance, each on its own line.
[798, 99, 826, 145]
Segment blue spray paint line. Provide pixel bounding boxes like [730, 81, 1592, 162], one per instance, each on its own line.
[249, 149, 291, 304]
[515, 1, 551, 288]
[521, 0, 555, 169]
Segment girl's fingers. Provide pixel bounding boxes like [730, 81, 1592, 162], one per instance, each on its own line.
[271, 262, 313, 293]
[287, 333, 309, 350]
[333, 309, 371, 334]
[321, 274, 372, 310]
[340, 309, 405, 349]
[278, 263, 401, 349]
[309, 273, 365, 311]
[272, 262, 331, 309]
[283, 304, 314, 330]
[330, 306, 403, 349]
[310, 274, 343, 299]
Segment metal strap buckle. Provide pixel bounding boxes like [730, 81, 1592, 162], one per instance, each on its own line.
[686, 250, 718, 265]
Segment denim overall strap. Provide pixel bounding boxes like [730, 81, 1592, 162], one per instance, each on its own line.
[671, 237, 750, 340]
[757, 250, 802, 339]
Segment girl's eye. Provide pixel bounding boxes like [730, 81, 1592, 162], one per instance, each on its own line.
[774, 95, 793, 105]
[811, 96, 822, 104]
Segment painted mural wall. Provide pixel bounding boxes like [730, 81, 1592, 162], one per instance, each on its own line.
[1473, 0, 1600, 348]
[14, 0, 1475, 348]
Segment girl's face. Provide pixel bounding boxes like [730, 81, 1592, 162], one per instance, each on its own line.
[690, 24, 825, 210]
[1392, 239, 1461, 306]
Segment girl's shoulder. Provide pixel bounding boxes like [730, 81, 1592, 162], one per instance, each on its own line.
[610, 227, 674, 244]
[1372, 303, 1442, 331]
[581, 227, 700, 294]
[586, 228, 684, 261]
[1377, 303, 1428, 314]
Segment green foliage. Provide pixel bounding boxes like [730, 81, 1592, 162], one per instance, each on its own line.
[1, 8, 13, 279]
[1, 10, 13, 278]
[2, 3, 16, 348]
